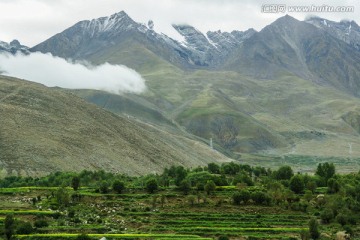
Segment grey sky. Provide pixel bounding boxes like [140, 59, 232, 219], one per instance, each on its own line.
[0, 0, 359, 47]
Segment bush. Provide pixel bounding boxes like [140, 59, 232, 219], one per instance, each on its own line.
[274, 166, 294, 180]
[112, 180, 125, 194]
[99, 181, 109, 194]
[204, 180, 216, 195]
[251, 191, 271, 205]
[343, 225, 353, 236]
[34, 219, 49, 228]
[76, 233, 92, 240]
[232, 192, 242, 205]
[146, 178, 158, 194]
[179, 180, 191, 195]
[4, 214, 15, 240]
[320, 208, 334, 224]
[336, 213, 347, 226]
[218, 235, 229, 240]
[16, 221, 34, 234]
[309, 218, 320, 239]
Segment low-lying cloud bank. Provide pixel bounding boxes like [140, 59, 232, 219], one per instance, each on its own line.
[0, 52, 146, 94]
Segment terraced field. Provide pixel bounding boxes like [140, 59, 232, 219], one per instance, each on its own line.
[0, 186, 309, 240]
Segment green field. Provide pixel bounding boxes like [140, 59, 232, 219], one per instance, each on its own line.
[0, 163, 359, 239]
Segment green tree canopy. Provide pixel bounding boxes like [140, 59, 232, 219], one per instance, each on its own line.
[289, 174, 305, 194]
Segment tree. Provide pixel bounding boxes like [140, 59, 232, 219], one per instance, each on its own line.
[316, 162, 335, 182]
[251, 191, 271, 205]
[71, 176, 80, 191]
[179, 180, 191, 195]
[233, 190, 250, 205]
[233, 172, 254, 186]
[187, 195, 196, 206]
[238, 190, 251, 204]
[174, 166, 187, 186]
[208, 163, 220, 174]
[99, 181, 109, 194]
[55, 186, 70, 207]
[327, 178, 340, 193]
[290, 175, 305, 194]
[274, 166, 294, 180]
[112, 180, 125, 194]
[309, 218, 320, 239]
[160, 194, 166, 208]
[204, 180, 216, 195]
[146, 178, 158, 194]
[306, 180, 317, 193]
[4, 215, 15, 240]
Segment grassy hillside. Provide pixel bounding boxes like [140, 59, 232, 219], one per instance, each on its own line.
[0, 75, 230, 177]
[78, 62, 360, 160]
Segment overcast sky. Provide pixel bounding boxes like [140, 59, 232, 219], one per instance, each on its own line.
[0, 0, 359, 47]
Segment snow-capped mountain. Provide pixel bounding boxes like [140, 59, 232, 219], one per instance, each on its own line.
[0, 39, 29, 54]
[31, 11, 256, 68]
[306, 16, 360, 51]
[30, 11, 360, 96]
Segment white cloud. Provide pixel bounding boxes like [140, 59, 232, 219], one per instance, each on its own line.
[0, 0, 359, 47]
[0, 52, 146, 94]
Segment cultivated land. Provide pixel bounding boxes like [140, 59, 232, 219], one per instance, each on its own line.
[0, 162, 359, 240]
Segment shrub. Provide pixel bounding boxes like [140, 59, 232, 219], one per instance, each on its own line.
[251, 191, 271, 205]
[179, 180, 191, 195]
[4, 214, 15, 240]
[218, 235, 229, 240]
[343, 225, 353, 236]
[336, 213, 347, 226]
[320, 208, 334, 224]
[274, 166, 294, 180]
[309, 218, 320, 239]
[204, 180, 216, 195]
[16, 221, 33, 234]
[76, 233, 92, 240]
[112, 180, 125, 194]
[34, 219, 49, 228]
[99, 181, 109, 194]
[146, 178, 158, 194]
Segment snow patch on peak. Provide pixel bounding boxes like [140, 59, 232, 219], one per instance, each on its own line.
[0, 41, 10, 49]
[81, 11, 137, 37]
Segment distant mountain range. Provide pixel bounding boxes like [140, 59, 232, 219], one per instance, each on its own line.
[2, 12, 360, 175]
[0, 39, 29, 54]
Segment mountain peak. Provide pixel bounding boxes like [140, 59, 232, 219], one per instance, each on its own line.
[79, 10, 139, 37]
[272, 14, 300, 26]
[306, 16, 360, 51]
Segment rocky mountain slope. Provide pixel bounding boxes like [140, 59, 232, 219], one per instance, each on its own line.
[0, 75, 229, 177]
[306, 16, 360, 51]
[31, 11, 256, 69]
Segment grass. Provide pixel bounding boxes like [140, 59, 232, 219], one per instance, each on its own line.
[0, 210, 54, 215]
[16, 233, 210, 239]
